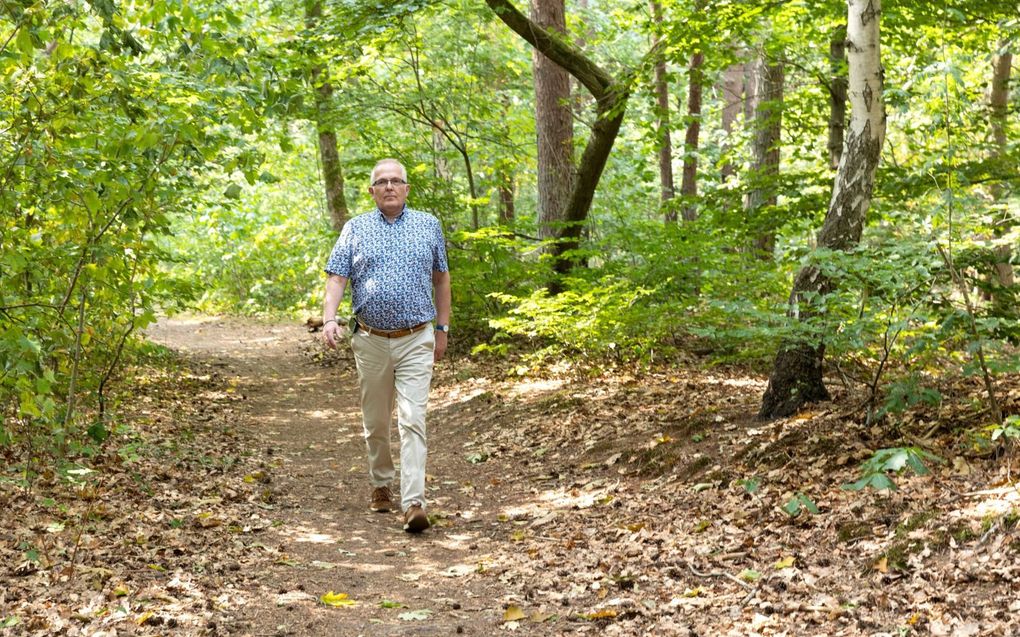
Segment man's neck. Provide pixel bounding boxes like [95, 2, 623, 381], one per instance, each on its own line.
[379, 205, 404, 221]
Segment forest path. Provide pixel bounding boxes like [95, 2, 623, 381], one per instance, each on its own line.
[147, 317, 518, 636]
[142, 317, 1020, 637]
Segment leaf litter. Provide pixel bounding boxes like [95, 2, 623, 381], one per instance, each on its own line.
[4, 318, 1018, 636]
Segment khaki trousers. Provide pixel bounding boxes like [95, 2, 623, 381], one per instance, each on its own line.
[350, 325, 434, 512]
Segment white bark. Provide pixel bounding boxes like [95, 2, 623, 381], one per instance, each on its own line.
[816, 0, 885, 251]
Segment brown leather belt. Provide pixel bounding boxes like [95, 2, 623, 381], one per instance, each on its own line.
[357, 320, 429, 339]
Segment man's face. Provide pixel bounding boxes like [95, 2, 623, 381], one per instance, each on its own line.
[369, 162, 409, 215]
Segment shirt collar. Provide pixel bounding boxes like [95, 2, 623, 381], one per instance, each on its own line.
[376, 205, 407, 223]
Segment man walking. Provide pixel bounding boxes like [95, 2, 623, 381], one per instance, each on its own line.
[321, 158, 451, 533]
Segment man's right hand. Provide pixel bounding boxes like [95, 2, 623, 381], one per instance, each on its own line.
[323, 321, 346, 349]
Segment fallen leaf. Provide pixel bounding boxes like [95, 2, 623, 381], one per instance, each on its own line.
[503, 606, 527, 622]
[320, 591, 357, 607]
[310, 560, 337, 570]
[580, 609, 618, 620]
[874, 557, 889, 574]
[398, 609, 432, 621]
[276, 591, 315, 606]
[738, 569, 761, 582]
[774, 556, 796, 569]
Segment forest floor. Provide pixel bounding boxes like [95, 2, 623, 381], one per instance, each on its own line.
[2, 316, 1019, 636]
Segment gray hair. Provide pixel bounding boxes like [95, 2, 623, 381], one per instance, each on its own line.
[370, 159, 408, 184]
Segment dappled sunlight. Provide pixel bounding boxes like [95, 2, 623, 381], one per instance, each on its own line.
[283, 525, 340, 545]
[950, 483, 1020, 522]
[713, 376, 768, 389]
[301, 409, 340, 421]
[506, 378, 567, 398]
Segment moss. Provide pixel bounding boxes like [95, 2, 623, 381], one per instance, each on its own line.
[838, 521, 872, 543]
[703, 469, 732, 487]
[874, 515, 975, 573]
[895, 510, 937, 537]
[536, 391, 584, 410]
[679, 455, 714, 480]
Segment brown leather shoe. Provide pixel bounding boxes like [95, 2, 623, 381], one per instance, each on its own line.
[370, 486, 393, 513]
[403, 504, 430, 533]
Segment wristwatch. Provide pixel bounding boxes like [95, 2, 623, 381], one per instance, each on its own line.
[435, 324, 449, 333]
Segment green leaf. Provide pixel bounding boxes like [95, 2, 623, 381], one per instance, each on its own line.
[380, 600, 403, 608]
[87, 422, 109, 443]
[737, 477, 760, 494]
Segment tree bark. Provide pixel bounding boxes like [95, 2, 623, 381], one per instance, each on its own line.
[306, 0, 348, 232]
[988, 40, 1013, 307]
[720, 59, 745, 181]
[679, 51, 704, 222]
[650, 0, 675, 217]
[433, 125, 451, 181]
[746, 57, 784, 259]
[828, 25, 848, 170]
[486, 0, 634, 286]
[531, 0, 574, 242]
[760, 0, 885, 420]
[743, 55, 759, 123]
[498, 174, 515, 225]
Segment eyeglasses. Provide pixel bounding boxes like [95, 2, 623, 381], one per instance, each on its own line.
[371, 178, 407, 188]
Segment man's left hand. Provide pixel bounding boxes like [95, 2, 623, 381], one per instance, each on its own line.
[434, 331, 448, 362]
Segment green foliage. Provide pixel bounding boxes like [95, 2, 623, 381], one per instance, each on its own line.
[986, 415, 1020, 444]
[166, 128, 334, 315]
[782, 492, 819, 518]
[484, 276, 660, 365]
[1, 0, 269, 457]
[842, 447, 945, 492]
[737, 477, 761, 494]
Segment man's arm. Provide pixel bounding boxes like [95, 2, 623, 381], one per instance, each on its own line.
[432, 270, 451, 361]
[322, 274, 349, 349]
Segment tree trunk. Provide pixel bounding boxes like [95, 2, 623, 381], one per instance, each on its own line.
[498, 174, 515, 225]
[531, 0, 574, 242]
[317, 128, 348, 232]
[746, 57, 784, 259]
[828, 25, 848, 170]
[679, 51, 704, 222]
[720, 59, 745, 181]
[988, 41, 1013, 308]
[433, 125, 451, 181]
[743, 55, 759, 123]
[486, 0, 635, 288]
[760, 0, 885, 420]
[306, 0, 348, 232]
[650, 0, 675, 217]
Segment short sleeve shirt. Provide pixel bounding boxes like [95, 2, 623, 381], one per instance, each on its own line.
[324, 206, 449, 330]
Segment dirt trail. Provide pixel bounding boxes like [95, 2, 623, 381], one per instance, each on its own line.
[146, 317, 514, 636]
[141, 317, 1020, 637]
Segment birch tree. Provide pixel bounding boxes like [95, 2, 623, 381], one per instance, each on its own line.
[760, 0, 886, 419]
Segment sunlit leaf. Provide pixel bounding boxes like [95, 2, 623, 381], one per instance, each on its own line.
[320, 591, 357, 607]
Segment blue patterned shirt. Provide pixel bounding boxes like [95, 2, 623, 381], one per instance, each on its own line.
[324, 206, 449, 330]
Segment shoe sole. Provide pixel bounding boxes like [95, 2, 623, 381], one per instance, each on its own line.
[403, 513, 430, 533]
[370, 504, 392, 513]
